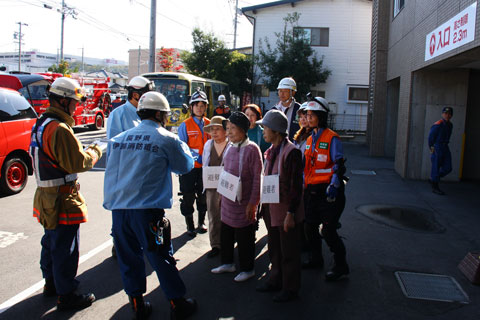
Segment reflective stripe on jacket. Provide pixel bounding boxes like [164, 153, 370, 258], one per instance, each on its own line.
[30, 116, 78, 187]
[304, 128, 338, 186]
[184, 117, 210, 168]
[29, 107, 98, 229]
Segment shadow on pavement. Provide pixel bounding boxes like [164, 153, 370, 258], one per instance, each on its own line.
[1, 256, 124, 319]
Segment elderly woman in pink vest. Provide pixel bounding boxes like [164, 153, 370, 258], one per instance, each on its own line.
[211, 111, 263, 282]
[255, 109, 304, 303]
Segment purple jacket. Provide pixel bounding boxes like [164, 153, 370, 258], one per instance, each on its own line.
[221, 139, 263, 228]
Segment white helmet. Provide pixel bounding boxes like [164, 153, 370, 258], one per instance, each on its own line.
[49, 77, 86, 102]
[277, 77, 297, 91]
[189, 90, 208, 105]
[303, 97, 330, 113]
[127, 76, 154, 91]
[298, 102, 308, 115]
[138, 91, 170, 112]
[218, 94, 226, 102]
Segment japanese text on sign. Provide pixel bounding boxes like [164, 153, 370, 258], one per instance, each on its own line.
[425, 2, 477, 61]
[113, 135, 159, 153]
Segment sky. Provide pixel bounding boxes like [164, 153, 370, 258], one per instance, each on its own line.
[0, 0, 266, 63]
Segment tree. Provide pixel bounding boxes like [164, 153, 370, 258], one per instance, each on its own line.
[182, 28, 253, 105]
[48, 60, 78, 75]
[156, 47, 183, 72]
[256, 12, 331, 100]
[223, 51, 253, 100]
[181, 28, 231, 80]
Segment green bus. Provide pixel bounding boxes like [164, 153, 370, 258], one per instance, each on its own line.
[142, 72, 230, 131]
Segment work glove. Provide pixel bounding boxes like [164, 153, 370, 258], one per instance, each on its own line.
[326, 184, 338, 202]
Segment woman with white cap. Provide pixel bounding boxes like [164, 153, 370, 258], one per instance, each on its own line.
[211, 111, 263, 283]
[255, 109, 304, 302]
[202, 116, 230, 258]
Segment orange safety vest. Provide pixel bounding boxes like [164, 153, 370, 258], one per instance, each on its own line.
[215, 106, 230, 115]
[185, 117, 210, 168]
[304, 128, 338, 186]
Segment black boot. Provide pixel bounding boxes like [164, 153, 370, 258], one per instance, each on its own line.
[325, 255, 349, 281]
[431, 181, 445, 195]
[302, 235, 324, 269]
[185, 216, 196, 237]
[129, 295, 152, 320]
[170, 297, 197, 320]
[43, 278, 56, 297]
[57, 291, 95, 311]
[112, 244, 117, 259]
[196, 212, 207, 234]
[302, 253, 324, 269]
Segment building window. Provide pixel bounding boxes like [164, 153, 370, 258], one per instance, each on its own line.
[347, 85, 369, 103]
[255, 85, 270, 97]
[295, 27, 329, 47]
[393, 0, 405, 17]
[309, 90, 326, 98]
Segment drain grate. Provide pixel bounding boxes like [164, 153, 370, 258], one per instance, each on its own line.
[395, 271, 469, 304]
[351, 170, 376, 176]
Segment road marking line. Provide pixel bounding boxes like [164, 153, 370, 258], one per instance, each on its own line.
[0, 238, 113, 315]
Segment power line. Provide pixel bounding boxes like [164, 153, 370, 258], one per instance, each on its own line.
[131, 0, 191, 30]
[5, 0, 148, 47]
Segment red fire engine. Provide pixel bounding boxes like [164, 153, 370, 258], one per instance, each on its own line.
[0, 72, 112, 130]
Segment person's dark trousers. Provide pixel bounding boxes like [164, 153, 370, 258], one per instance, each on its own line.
[304, 183, 347, 266]
[220, 222, 255, 272]
[179, 168, 207, 227]
[430, 146, 452, 182]
[264, 206, 301, 293]
[40, 224, 80, 295]
[112, 209, 186, 299]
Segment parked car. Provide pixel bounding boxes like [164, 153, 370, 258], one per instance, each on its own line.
[0, 72, 51, 115]
[0, 87, 37, 195]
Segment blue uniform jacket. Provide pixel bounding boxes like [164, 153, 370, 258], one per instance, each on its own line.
[107, 101, 141, 139]
[178, 116, 205, 160]
[103, 120, 194, 210]
[428, 119, 452, 151]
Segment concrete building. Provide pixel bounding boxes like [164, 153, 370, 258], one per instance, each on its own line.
[128, 48, 184, 80]
[0, 50, 126, 73]
[242, 0, 373, 131]
[369, 0, 480, 181]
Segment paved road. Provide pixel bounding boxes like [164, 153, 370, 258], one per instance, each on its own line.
[1, 128, 479, 319]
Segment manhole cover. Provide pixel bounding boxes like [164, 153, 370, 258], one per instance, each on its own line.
[395, 271, 469, 304]
[351, 170, 376, 176]
[356, 205, 445, 233]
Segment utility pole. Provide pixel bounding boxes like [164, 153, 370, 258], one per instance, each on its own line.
[138, 46, 141, 75]
[16, 22, 28, 71]
[60, 0, 65, 61]
[149, 0, 156, 72]
[233, 0, 239, 49]
[81, 47, 84, 76]
[45, 1, 77, 62]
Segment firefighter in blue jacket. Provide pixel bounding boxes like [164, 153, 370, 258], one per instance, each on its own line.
[428, 107, 453, 195]
[103, 91, 197, 320]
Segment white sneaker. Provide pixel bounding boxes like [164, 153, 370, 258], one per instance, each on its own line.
[234, 270, 255, 282]
[211, 264, 236, 274]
